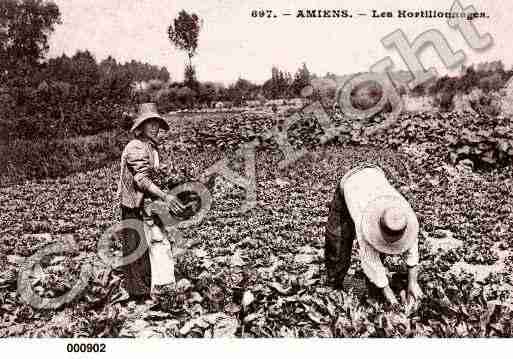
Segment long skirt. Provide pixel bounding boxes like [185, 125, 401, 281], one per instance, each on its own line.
[120, 206, 152, 298]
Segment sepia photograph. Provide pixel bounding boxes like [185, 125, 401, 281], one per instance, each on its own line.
[0, 0, 512, 348]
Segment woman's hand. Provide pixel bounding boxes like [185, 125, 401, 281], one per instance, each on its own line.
[382, 285, 399, 306]
[407, 265, 423, 303]
[407, 280, 424, 302]
[165, 194, 186, 215]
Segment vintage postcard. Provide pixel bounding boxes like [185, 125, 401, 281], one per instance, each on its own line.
[0, 0, 512, 352]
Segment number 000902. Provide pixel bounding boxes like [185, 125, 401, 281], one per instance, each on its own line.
[66, 343, 106, 352]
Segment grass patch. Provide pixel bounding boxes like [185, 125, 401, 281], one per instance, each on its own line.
[1, 130, 130, 185]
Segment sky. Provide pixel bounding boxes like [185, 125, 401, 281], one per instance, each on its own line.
[47, 0, 512, 85]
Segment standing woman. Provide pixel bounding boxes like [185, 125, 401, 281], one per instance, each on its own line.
[118, 103, 185, 300]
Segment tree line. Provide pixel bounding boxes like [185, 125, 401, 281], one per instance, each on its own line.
[138, 63, 313, 112]
[0, 1, 314, 141]
[410, 61, 513, 111]
[2, 1, 511, 142]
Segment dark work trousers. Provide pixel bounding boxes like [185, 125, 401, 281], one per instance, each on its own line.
[120, 205, 152, 299]
[324, 184, 386, 298]
[324, 182, 356, 290]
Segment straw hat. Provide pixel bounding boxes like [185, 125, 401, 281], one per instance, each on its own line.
[360, 194, 419, 255]
[130, 103, 170, 133]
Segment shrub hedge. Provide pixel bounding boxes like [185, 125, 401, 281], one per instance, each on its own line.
[1, 130, 130, 184]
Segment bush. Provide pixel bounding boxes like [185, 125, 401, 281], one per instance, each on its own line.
[469, 91, 501, 117]
[479, 73, 505, 92]
[434, 91, 455, 112]
[446, 119, 513, 168]
[350, 80, 383, 111]
[172, 109, 513, 170]
[0, 87, 132, 141]
[0, 130, 130, 184]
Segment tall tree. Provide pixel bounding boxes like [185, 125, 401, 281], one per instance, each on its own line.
[184, 62, 198, 90]
[69, 50, 99, 90]
[292, 63, 311, 97]
[0, 0, 61, 76]
[198, 82, 217, 106]
[98, 56, 134, 102]
[263, 66, 292, 99]
[158, 67, 170, 82]
[228, 78, 257, 105]
[167, 10, 202, 80]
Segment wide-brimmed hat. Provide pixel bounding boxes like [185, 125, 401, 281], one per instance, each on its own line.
[130, 103, 169, 133]
[360, 195, 419, 255]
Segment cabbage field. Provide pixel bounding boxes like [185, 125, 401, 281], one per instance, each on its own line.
[1, 108, 512, 337]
